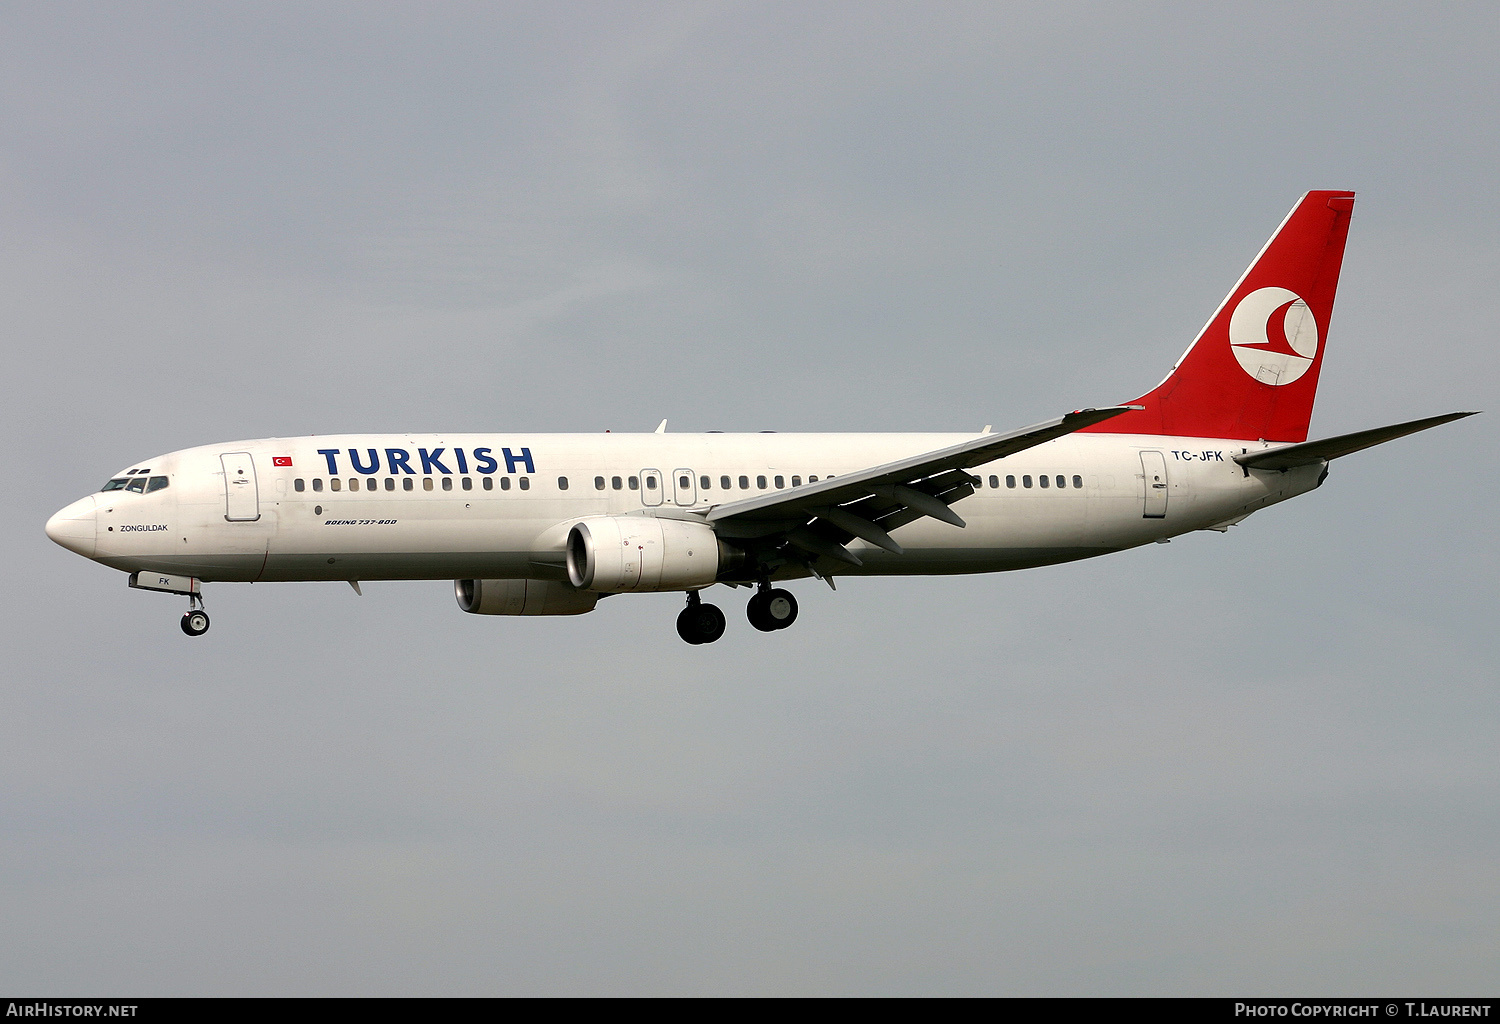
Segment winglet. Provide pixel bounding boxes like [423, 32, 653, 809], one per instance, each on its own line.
[654, 419, 668, 434]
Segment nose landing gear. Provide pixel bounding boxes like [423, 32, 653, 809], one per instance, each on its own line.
[180, 594, 210, 636]
[676, 590, 726, 645]
[128, 572, 210, 636]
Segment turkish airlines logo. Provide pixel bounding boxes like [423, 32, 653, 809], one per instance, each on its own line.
[1228, 287, 1319, 385]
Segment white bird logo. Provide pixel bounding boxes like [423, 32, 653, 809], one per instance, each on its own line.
[1228, 287, 1319, 385]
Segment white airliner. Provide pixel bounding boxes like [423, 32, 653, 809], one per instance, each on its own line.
[46, 191, 1475, 643]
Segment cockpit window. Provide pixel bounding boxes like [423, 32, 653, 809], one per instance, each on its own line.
[125, 477, 147, 493]
[146, 476, 169, 493]
[101, 478, 130, 491]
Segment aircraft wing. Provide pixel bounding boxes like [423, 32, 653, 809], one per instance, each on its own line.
[705, 406, 1134, 567]
[1234, 411, 1478, 471]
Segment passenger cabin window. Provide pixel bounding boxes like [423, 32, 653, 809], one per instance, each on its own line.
[612, 476, 623, 490]
[349, 478, 359, 491]
[739, 476, 749, 489]
[1039, 475, 1049, 488]
[700, 475, 710, 490]
[558, 477, 569, 490]
[463, 478, 473, 490]
[482, 478, 493, 490]
[595, 476, 606, 490]
[756, 475, 767, 489]
[774, 475, 784, 488]
[1073, 475, 1083, 489]
[628, 476, 639, 490]
[330, 478, 341, 491]
[442, 477, 453, 491]
[519, 477, 530, 490]
[294, 479, 305, 492]
[312, 479, 323, 492]
[720, 475, 731, 489]
[1007, 475, 1016, 488]
[679, 475, 690, 489]
[791, 476, 801, 487]
[1056, 475, 1065, 488]
[500, 477, 511, 491]
[1023, 475, 1032, 488]
[989, 475, 1000, 489]
[644, 475, 657, 490]
[403, 478, 414, 491]
[386, 478, 396, 491]
[809, 475, 818, 483]
[422, 478, 433, 491]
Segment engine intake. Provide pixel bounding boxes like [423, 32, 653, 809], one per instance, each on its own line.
[455, 578, 599, 615]
[566, 516, 740, 592]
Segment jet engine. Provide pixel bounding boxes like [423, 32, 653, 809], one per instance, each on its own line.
[454, 578, 599, 615]
[566, 516, 742, 593]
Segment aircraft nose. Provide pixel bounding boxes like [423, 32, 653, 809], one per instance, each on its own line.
[46, 495, 98, 558]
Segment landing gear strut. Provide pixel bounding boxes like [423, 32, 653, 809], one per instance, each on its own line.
[746, 585, 798, 632]
[180, 593, 210, 637]
[676, 591, 726, 645]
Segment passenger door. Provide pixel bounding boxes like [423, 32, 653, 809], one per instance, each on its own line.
[220, 452, 261, 522]
[1140, 450, 1168, 519]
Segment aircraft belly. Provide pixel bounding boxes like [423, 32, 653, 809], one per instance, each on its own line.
[257, 551, 537, 582]
[845, 546, 1115, 575]
[97, 553, 269, 582]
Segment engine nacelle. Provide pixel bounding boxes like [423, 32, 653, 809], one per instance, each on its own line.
[566, 516, 739, 593]
[454, 578, 599, 616]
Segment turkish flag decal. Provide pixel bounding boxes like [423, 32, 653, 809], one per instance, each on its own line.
[272, 456, 293, 467]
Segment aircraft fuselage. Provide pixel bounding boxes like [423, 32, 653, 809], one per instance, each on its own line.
[49, 430, 1323, 585]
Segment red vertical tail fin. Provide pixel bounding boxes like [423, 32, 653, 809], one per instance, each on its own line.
[1085, 190, 1355, 442]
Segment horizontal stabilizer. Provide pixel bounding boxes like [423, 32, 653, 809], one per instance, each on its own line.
[1234, 411, 1478, 470]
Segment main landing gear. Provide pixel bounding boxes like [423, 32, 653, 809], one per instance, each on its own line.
[677, 591, 727, 645]
[180, 594, 210, 637]
[747, 586, 798, 632]
[676, 585, 800, 644]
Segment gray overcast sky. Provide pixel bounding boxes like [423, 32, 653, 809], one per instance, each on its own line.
[4, 1, 1497, 995]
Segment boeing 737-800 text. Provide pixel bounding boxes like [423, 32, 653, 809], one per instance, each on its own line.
[45, 191, 1475, 643]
